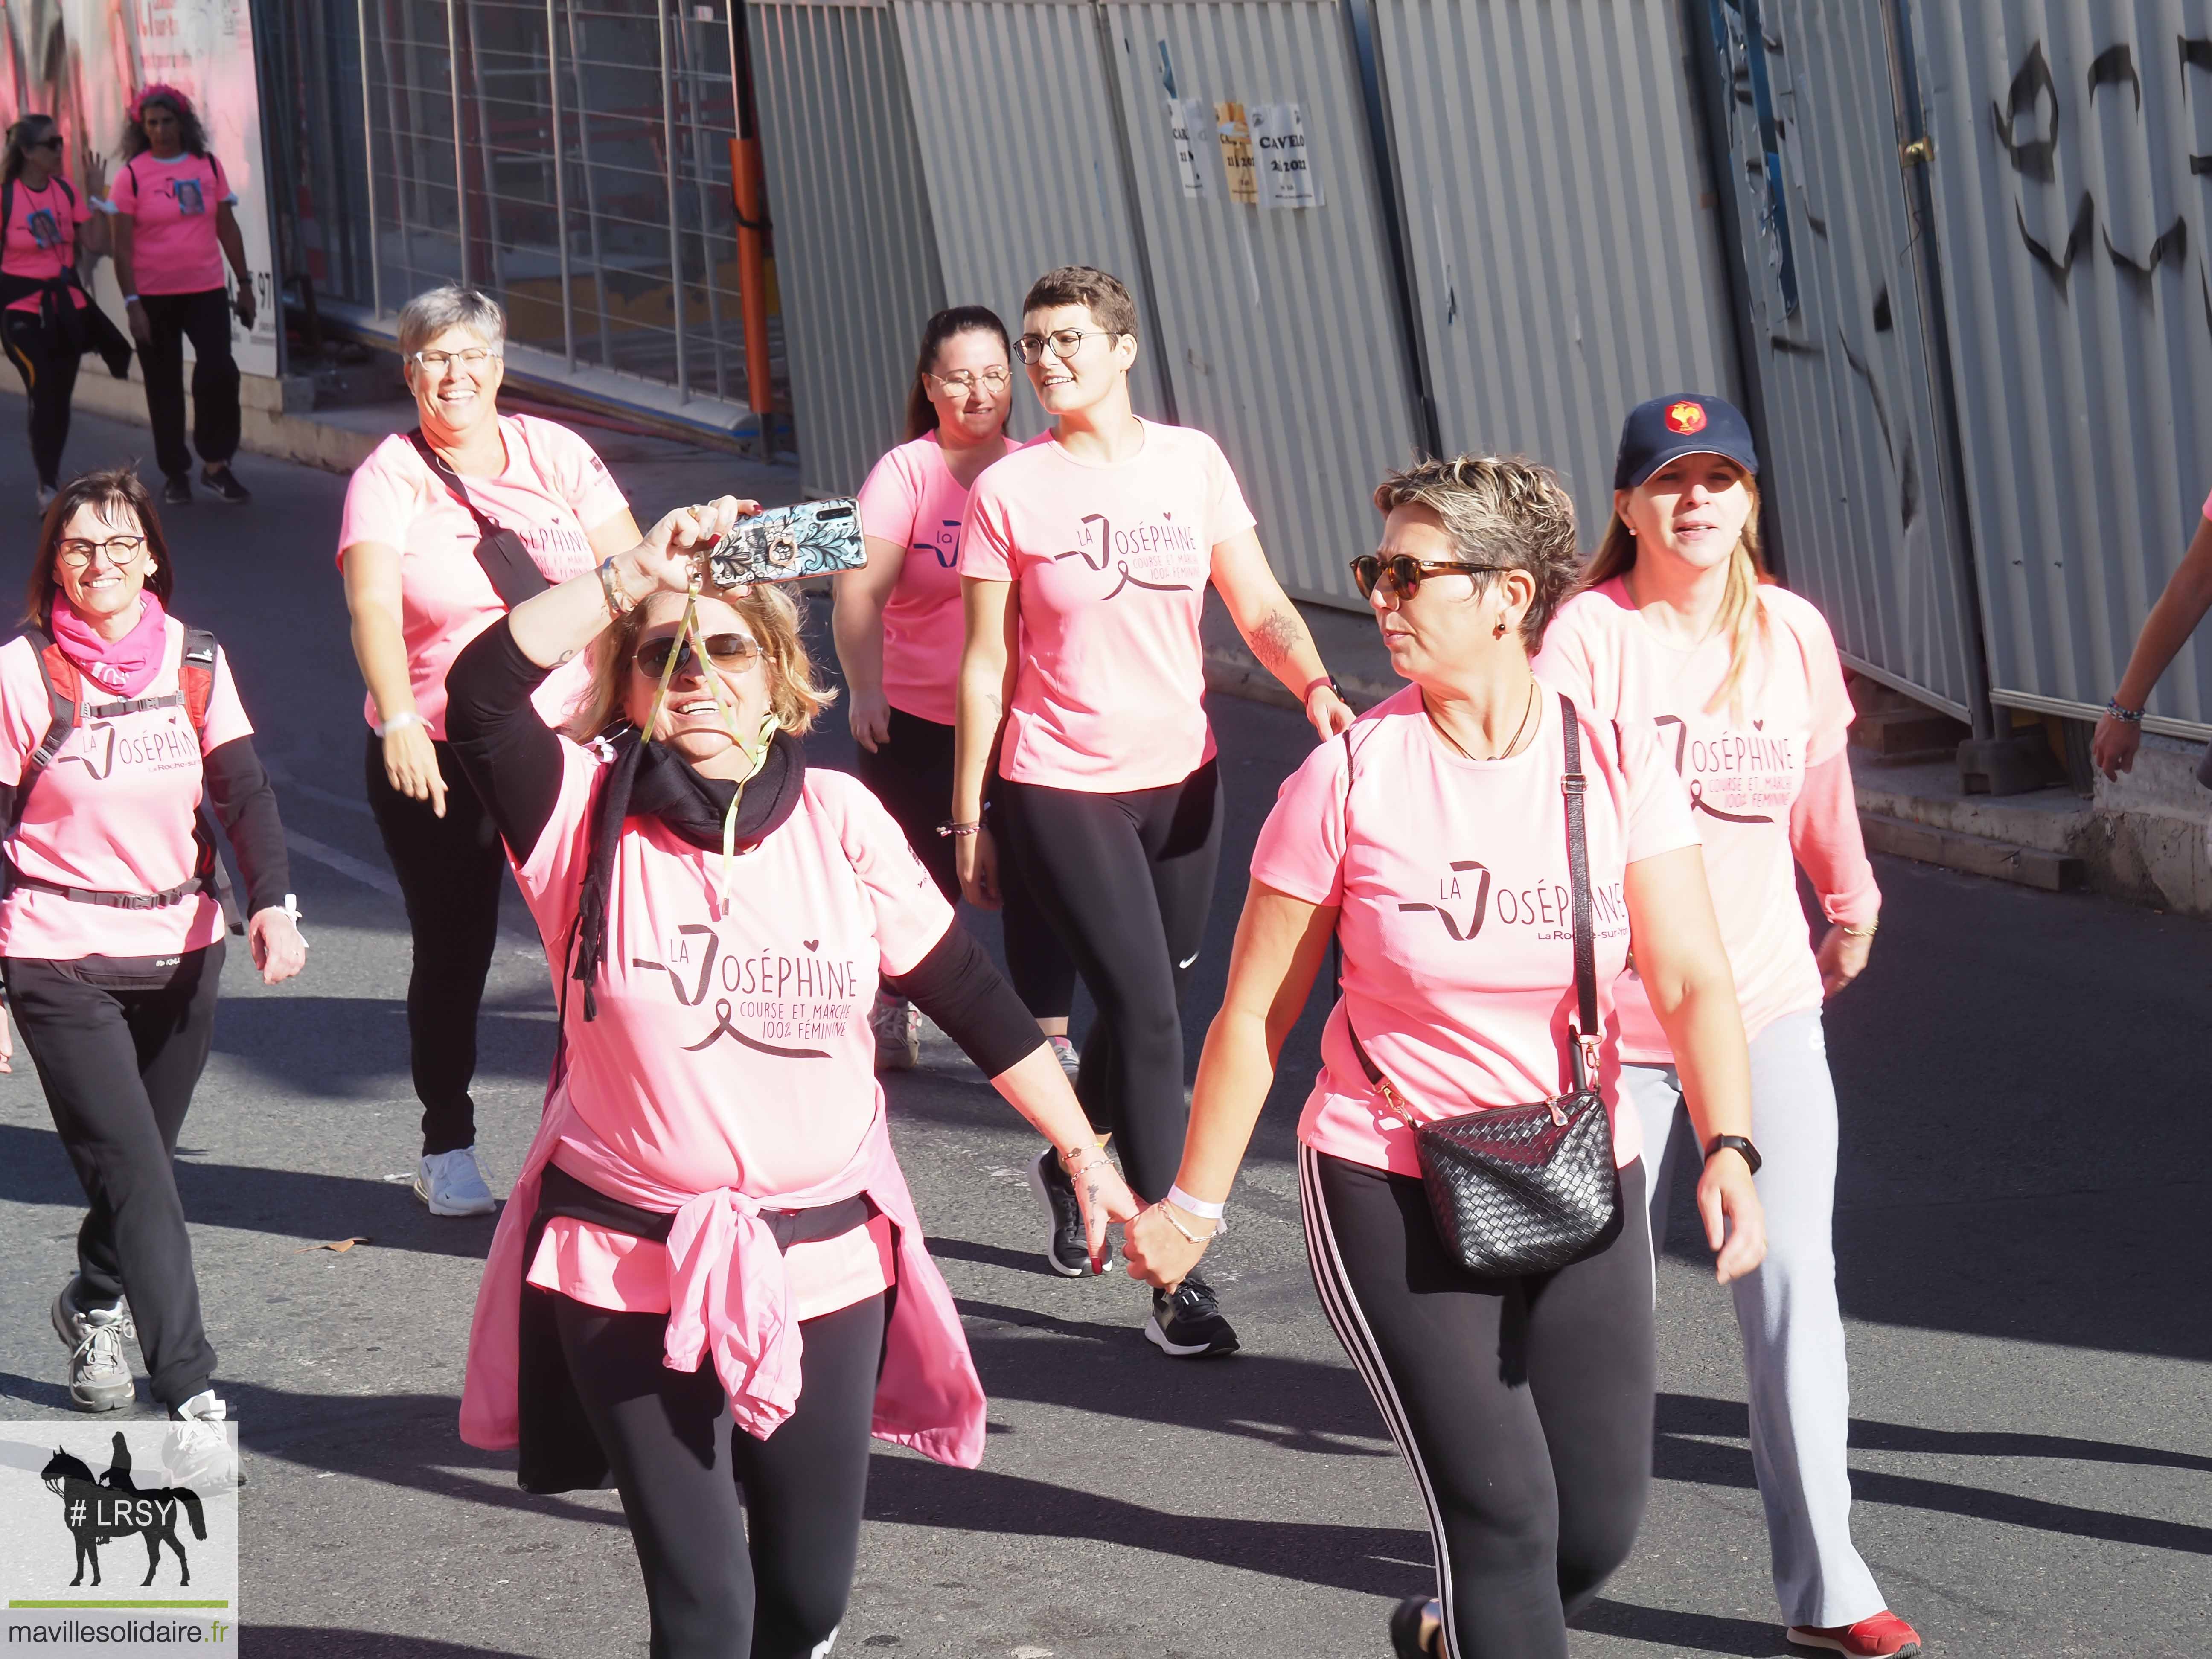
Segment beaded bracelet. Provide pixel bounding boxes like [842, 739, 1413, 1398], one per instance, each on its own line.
[2106, 697, 2145, 723]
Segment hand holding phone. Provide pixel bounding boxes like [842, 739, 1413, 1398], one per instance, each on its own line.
[700, 498, 866, 588]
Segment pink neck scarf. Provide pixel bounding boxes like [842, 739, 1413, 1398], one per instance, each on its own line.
[50, 592, 167, 696]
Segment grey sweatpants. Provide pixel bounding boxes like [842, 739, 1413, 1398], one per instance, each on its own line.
[1620, 1008, 1886, 1629]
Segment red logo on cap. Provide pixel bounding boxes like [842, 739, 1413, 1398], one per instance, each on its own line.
[1665, 400, 1708, 435]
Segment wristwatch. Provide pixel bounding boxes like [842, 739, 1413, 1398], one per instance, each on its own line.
[1703, 1134, 1762, 1176]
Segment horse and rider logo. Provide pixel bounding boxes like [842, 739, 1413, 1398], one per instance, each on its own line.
[39, 1433, 207, 1587]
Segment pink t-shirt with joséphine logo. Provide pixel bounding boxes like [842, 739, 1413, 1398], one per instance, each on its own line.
[0, 618, 254, 962]
[108, 152, 234, 295]
[856, 434, 999, 727]
[958, 421, 1255, 792]
[1536, 577, 1868, 1060]
[338, 414, 629, 741]
[1250, 686, 1699, 1178]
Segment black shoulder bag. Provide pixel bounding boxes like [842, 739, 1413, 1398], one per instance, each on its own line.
[407, 430, 553, 609]
[1342, 698, 1621, 1276]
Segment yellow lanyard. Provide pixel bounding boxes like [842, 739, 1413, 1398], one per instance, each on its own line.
[641, 577, 777, 908]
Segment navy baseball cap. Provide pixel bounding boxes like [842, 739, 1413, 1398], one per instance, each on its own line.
[1612, 393, 1759, 490]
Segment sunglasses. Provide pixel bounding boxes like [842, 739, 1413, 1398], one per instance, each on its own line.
[1349, 553, 1513, 600]
[633, 632, 761, 678]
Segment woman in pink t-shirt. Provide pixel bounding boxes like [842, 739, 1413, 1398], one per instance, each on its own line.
[833, 305, 1076, 1077]
[442, 496, 1135, 1658]
[0, 116, 131, 510]
[107, 86, 256, 506]
[1125, 456, 1765, 1659]
[1535, 395, 1918, 1659]
[954, 264, 1356, 1349]
[338, 284, 639, 1219]
[0, 466, 305, 1478]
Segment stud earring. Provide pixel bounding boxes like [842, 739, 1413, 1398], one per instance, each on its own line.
[1493, 619, 1508, 639]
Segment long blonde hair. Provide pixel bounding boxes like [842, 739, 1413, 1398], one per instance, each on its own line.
[566, 582, 834, 742]
[1578, 472, 1770, 716]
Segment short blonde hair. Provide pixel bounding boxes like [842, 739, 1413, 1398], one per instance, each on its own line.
[567, 582, 833, 742]
[1371, 455, 1580, 652]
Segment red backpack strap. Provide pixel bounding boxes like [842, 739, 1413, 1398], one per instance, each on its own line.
[180, 627, 218, 736]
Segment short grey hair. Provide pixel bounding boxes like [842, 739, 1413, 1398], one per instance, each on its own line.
[396, 284, 507, 361]
[1371, 455, 1580, 652]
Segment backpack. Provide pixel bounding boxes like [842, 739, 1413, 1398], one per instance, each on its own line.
[2, 622, 242, 928]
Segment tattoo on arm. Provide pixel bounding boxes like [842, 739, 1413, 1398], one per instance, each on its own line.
[1251, 605, 1303, 671]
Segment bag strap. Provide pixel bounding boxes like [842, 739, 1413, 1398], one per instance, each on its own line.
[407, 428, 506, 541]
[1559, 699, 1602, 1096]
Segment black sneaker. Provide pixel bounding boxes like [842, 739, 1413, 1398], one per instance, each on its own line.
[1390, 1595, 1441, 1658]
[1027, 1146, 1092, 1277]
[200, 466, 251, 504]
[162, 475, 192, 507]
[1145, 1273, 1239, 1358]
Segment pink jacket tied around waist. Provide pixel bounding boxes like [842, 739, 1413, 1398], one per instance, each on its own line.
[460, 1085, 986, 1467]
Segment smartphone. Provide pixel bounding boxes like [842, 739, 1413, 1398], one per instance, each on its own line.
[703, 498, 866, 588]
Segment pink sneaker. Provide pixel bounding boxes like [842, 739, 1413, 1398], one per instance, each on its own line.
[1787, 1611, 1922, 1657]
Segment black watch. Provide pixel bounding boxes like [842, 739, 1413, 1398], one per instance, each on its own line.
[1703, 1134, 1762, 1176]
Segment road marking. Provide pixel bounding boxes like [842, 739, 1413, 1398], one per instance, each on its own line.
[284, 830, 401, 900]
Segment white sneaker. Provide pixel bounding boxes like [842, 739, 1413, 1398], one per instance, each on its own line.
[870, 995, 919, 1071]
[1048, 1033, 1082, 1080]
[164, 1388, 242, 1492]
[413, 1146, 497, 1216]
[51, 1284, 134, 1412]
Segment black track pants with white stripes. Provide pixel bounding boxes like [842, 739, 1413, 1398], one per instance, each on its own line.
[1301, 1147, 1655, 1659]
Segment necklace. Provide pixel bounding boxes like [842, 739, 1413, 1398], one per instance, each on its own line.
[1427, 676, 1540, 762]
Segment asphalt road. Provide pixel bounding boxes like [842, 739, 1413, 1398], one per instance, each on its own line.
[0, 403, 2204, 1658]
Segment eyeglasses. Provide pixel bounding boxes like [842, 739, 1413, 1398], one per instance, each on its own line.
[409, 347, 498, 376]
[633, 632, 761, 678]
[927, 367, 1011, 396]
[1014, 329, 1118, 364]
[56, 535, 148, 570]
[1349, 553, 1512, 600]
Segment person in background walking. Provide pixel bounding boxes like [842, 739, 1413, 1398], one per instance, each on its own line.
[0, 466, 305, 1479]
[449, 497, 1137, 1659]
[338, 285, 640, 1218]
[106, 84, 256, 507]
[0, 116, 131, 513]
[2090, 485, 2212, 785]
[1126, 454, 1765, 1659]
[834, 305, 1080, 1079]
[1536, 395, 1920, 1659]
[955, 264, 1356, 1349]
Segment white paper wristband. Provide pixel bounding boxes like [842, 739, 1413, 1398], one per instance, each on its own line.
[374, 710, 425, 737]
[1166, 1184, 1225, 1221]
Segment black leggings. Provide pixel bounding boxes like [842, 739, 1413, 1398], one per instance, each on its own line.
[553, 1289, 886, 1659]
[363, 730, 506, 1155]
[4, 943, 225, 1409]
[850, 706, 1074, 1022]
[1301, 1147, 1654, 1659]
[137, 287, 239, 481]
[2, 310, 80, 487]
[993, 759, 1222, 1201]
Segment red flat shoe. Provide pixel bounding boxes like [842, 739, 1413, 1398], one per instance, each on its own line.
[1786, 1611, 1922, 1658]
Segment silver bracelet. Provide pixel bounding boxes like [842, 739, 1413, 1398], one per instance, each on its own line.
[1152, 1200, 1220, 1246]
[599, 556, 638, 619]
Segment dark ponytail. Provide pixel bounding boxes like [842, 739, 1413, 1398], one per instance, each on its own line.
[902, 305, 1011, 442]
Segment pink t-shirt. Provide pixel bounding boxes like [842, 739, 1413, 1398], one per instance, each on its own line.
[0, 617, 253, 961]
[3, 178, 91, 314]
[337, 415, 628, 740]
[108, 152, 233, 295]
[1252, 685, 1698, 1177]
[509, 744, 955, 1320]
[1536, 578, 1860, 1059]
[958, 421, 1255, 791]
[856, 434, 1004, 727]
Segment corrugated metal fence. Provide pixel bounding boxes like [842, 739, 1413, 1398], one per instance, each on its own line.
[749, 0, 945, 498]
[1914, 0, 2212, 738]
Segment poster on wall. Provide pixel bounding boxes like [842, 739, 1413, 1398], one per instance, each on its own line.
[1248, 102, 1321, 210]
[0, 0, 278, 376]
[1213, 100, 1257, 206]
[1165, 97, 1209, 199]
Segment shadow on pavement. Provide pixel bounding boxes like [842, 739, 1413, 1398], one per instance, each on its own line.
[0, 1123, 504, 1259]
[1572, 1598, 1792, 1656]
[207, 995, 554, 1103]
[244, 1630, 537, 1658]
